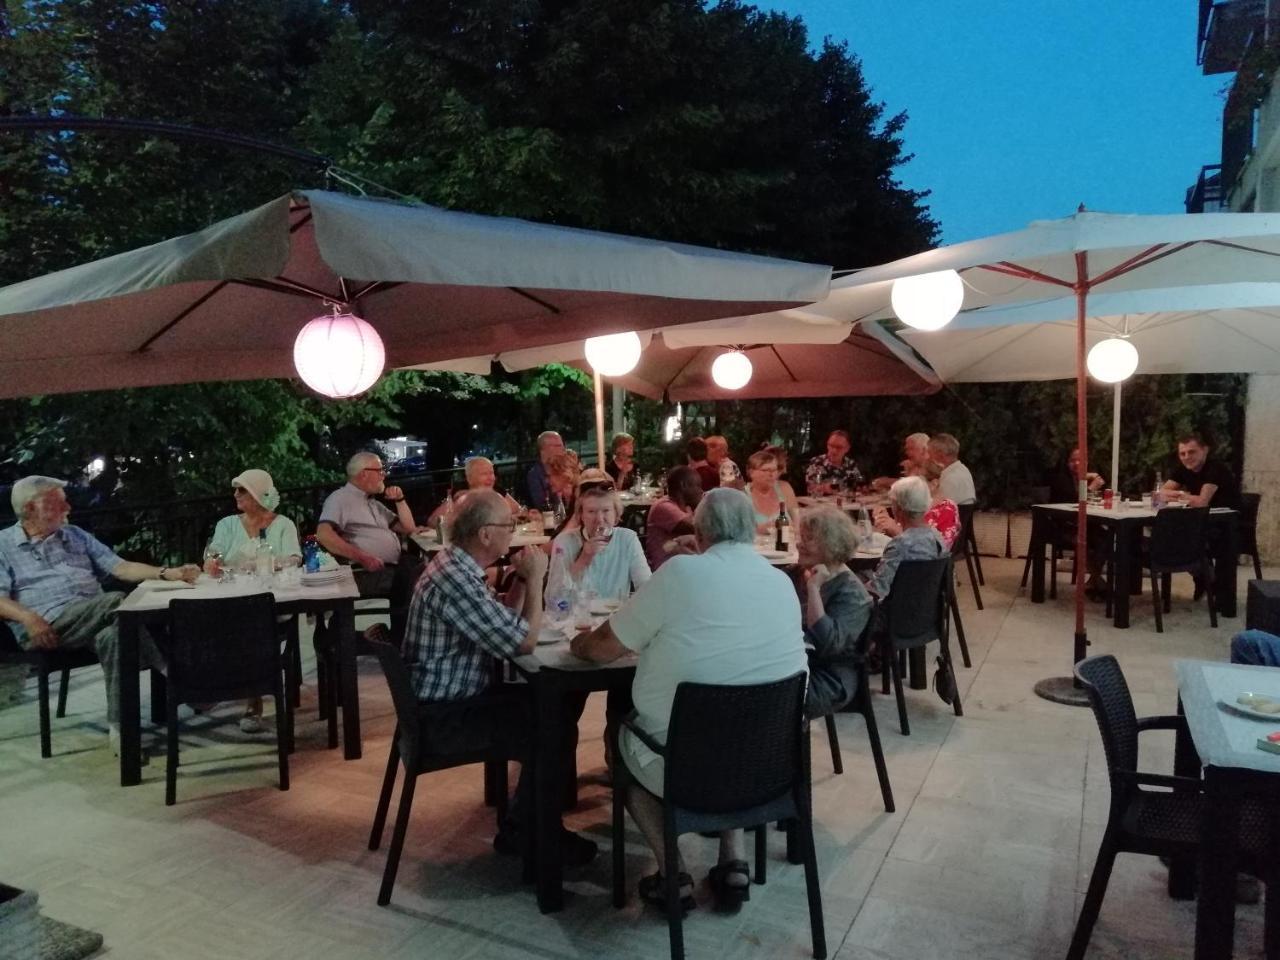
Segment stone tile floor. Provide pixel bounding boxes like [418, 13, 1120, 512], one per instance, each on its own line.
[0, 557, 1270, 958]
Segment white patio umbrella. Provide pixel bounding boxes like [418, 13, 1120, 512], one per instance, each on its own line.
[823, 209, 1280, 704]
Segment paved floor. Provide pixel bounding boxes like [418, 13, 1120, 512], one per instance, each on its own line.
[0, 557, 1270, 959]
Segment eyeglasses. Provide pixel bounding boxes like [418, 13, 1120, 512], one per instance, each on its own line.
[232, 487, 248, 495]
[483, 521, 519, 532]
[360, 466, 386, 475]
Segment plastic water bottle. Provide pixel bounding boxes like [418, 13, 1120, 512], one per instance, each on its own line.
[303, 535, 320, 573]
[254, 529, 274, 586]
[719, 458, 739, 486]
[1152, 471, 1164, 510]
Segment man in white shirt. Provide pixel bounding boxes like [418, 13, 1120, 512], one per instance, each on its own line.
[572, 488, 806, 910]
[928, 433, 976, 505]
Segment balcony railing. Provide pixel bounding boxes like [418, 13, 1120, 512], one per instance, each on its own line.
[1186, 164, 1225, 212]
[1199, 0, 1267, 75]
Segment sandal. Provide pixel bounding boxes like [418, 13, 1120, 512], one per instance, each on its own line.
[707, 859, 751, 912]
[638, 871, 695, 915]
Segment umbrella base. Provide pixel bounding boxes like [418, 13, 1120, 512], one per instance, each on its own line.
[1033, 676, 1090, 707]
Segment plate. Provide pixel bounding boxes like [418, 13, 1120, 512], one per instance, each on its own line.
[757, 549, 791, 560]
[301, 570, 345, 586]
[1223, 692, 1280, 721]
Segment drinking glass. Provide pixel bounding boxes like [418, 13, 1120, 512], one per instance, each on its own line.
[203, 546, 224, 582]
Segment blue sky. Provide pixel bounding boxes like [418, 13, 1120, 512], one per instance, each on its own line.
[774, 1, 1226, 245]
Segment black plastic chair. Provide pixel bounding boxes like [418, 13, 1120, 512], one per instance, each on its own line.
[365, 638, 526, 906]
[0, 619, 102, 758]
[611, 673, 825, 960]
[1068, 655, 1275, 960]
[879, 557, 963, 735]
[953, 503, 983, 609]
[1144, 507, 1217, 633]
[165, 593, 291, 806]
[1240, 492, 1264, 582]
[813, 605, 895, 813]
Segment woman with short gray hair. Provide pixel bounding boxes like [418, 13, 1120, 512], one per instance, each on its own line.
[797, 505, 874, 717]
[864, 477, 945, 599]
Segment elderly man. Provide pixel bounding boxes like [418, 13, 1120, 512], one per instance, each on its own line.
[644, 465, 703, 570]
[526, 430, 567, 509]
[572, 488, 806, 910]
[873, 432, 931, 490]
[316, 451, 421, 597]
[805, 429, 864, 496]
[1163, 432, 1239, 509]
[867, 476, 947, 599]
[403, 490, 596, 865]
[0, 476, 200, 752]
[427, 456, 523, 524]
[705, 435, 743, 490]
[928, 433, 976, 506]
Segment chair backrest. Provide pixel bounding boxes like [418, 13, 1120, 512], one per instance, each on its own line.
[1149, 507, 1209, 570]
[1074, 655, 1139, 802]
[167, 593, 280, 701]
[1240, 492, 1261, 536]
[884, 557, 951, 649]
[366, 637, 422, 760]
[952, 503, 976, 557]
[664, 672, 807, 814]
[853, 598, 879, 661]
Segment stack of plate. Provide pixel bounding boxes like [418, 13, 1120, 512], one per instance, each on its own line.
[301, 569, 346, 587]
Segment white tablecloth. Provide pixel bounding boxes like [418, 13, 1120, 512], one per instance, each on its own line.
[1176, 659, 1280, 774]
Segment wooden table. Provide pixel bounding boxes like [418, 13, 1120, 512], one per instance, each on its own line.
[1171, 660, 1280, 959]
[114, 569, 361, 787]
[1027, 503, 1239, 628]
[509, 634, 636, 913]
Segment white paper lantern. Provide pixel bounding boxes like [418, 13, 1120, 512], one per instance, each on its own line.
[584, 331, 642, 376]
[890, 269, 964, 331]
[711, 350, 753, 390]
[293, 310, 386, 398]
[1086, 337, 1139, 383]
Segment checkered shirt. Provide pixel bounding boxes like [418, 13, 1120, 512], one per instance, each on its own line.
[0, 523, 124, 638]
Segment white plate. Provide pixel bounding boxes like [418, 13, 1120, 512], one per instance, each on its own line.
[537, 625, 568, 645]
[1222, 693, 1280, 721]
[589, 601, 624, 616]
[301, 571, 345, 586]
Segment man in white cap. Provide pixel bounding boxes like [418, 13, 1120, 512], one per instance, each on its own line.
[0, 475, 200, 753]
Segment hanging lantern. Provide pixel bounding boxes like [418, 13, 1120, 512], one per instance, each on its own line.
[584, 331, 642, 376]
[293, 308, 386, 398]
[890, 269, 964, 331]
[1086, 337, 1139, 383]
[711, 350, 753, 390]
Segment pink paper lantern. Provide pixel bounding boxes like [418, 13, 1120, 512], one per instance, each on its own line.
[293, 310, 386, 398]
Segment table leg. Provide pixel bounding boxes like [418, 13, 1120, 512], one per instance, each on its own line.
[1112, 522, 1134, 629]
[332, 601, 362, 760]
[1214, 516, 1240, 619]
[534, 677, 565, 913]
[1168, 695, 1198, 900]
[908, 648, 927, 690]
[1030, 510, 1047, 604]
[1195, 770, 1239, 960]
[117, 613, 143, 787]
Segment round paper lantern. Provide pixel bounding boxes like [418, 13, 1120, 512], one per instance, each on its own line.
[711, 350, 753, 390]
[1086, 337, 1139, 383]
[293, 310, 386, 398]
[890, 269, 964, 331]
[584, 331, 642, 376]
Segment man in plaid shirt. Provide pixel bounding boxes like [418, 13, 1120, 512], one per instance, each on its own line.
[402, 489, 596, 865]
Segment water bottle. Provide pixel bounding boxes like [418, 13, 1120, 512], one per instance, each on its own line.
[857, 506, 873, 542]
[719, 457, 739, 486]
[1152, 471, 1164, 510]
[254, 529, 274, 585]
[303, 535, 320, 573]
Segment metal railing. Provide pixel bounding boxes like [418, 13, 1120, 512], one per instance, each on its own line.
[1186, 163, 1225, 212]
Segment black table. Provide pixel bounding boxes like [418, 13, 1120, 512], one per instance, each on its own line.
[114, 571, 360, 787]
[1028, 504, 1239, 629]
[509, 640, 635, 913]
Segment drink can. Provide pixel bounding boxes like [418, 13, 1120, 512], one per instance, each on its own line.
[1102, 489, 1114, 509]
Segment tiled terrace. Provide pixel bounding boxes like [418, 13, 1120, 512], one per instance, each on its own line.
[0, 557, 1269, 959]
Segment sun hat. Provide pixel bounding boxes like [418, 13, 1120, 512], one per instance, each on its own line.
[231, 469, 280, 511]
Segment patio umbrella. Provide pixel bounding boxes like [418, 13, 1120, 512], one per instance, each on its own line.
[820, 209, 1280, 705]
[0, 189, 831, 399]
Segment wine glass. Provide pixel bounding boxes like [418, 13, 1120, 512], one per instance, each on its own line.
[203, 546, 224, 581]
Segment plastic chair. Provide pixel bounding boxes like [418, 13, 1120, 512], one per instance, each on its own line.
[812, 604, 895, 812]
[611, 673, 825, 960]
[1144, 507, 1217, 633]
[0, 620, 100, 758]
[1068, 655, 1275, 960]
[953, 504, 983, 609]
[165, 593, 291, 805]
[365, 638, 527, 906]
[1240, 492, 1263, 582]
[879, 557, 963, 735]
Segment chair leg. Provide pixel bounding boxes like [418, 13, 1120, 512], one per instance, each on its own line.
[861, 689, 895, 813]
[1151, 570, 1164, 633]
[880, 637, 890, 696]
[377, 769, 418, 906]
[492, 758, 509, 828]
[799, 812, 828, 960]
[37, 667, 52, 759]
[369, 736, 401, 850]
[941, 638, 963, 718]
[273, 689, 289, 791]
[964, 550, 983, 609]
[754, 824, 767, 884]
[1162, 572, 1172, 614]
[325, 653, 339, 750]
[970, 534, 985, 586]
[1206, 563, 1219, 629]
[889, 649, 909, 735]
[288, 621, 302, 709]
[166, 692, 180, 806]
[56, 667, 71, 718]
[1066, 836, 1118, 960]
[316, 656, 330, 720]
[663, 821, 685, 960]
[1050, 545, 1059, 599]
[1255, 552, 1264, 584]
[1019, 551, 1033, 591]
[823, 714, 843, 775]
[949, 588, 972, 669]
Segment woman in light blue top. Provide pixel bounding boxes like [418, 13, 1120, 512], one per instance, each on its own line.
[745, 450, 800, 534]
[202, 468, 301, 732]
[546, 485, 650, 603]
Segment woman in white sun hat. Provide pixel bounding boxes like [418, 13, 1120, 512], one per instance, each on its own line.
[203, 468, 301, 732]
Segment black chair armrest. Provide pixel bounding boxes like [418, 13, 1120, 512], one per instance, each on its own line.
[1136, 715, 1187, 733]
[1119, 771, 1202, 790]
[619, 713, 666, 757]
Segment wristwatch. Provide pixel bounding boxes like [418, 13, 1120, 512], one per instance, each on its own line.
[158, 567, 170, 580]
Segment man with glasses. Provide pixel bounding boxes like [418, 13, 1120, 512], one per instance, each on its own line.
[805, 429, 863, 496]
[317, 451, 423, 597]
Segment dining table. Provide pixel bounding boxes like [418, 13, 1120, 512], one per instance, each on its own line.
[1027, 503, 1239, 628]
[1168, 659, 1280, 959]
[410, 529, 549, 554]
[114, 567, 361, 786]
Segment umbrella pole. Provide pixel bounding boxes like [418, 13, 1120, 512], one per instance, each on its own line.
[594, 370, 607, 469]
[1034, 254, 1092, 707]
[1111, 380, 1122, 496]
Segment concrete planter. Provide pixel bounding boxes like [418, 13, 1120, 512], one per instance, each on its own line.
[0, 883, 41, 960]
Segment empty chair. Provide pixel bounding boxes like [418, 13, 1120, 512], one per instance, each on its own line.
[1144, 507, 1217, 632]
[0, 620, 100, 758]
[879, 557, 963, 735]
[611, 673, 825, 960]
[953, 503, 983, 609]
[165, 593, 290, 805]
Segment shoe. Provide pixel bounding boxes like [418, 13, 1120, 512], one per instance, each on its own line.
[239, 713, 264, 734]
[638, 871, 696, 915]
[707, 859, 751, 912]
[493, 826, 597, 868]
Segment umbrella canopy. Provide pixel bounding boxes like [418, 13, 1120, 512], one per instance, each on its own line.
[0, 189, 831, 398]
